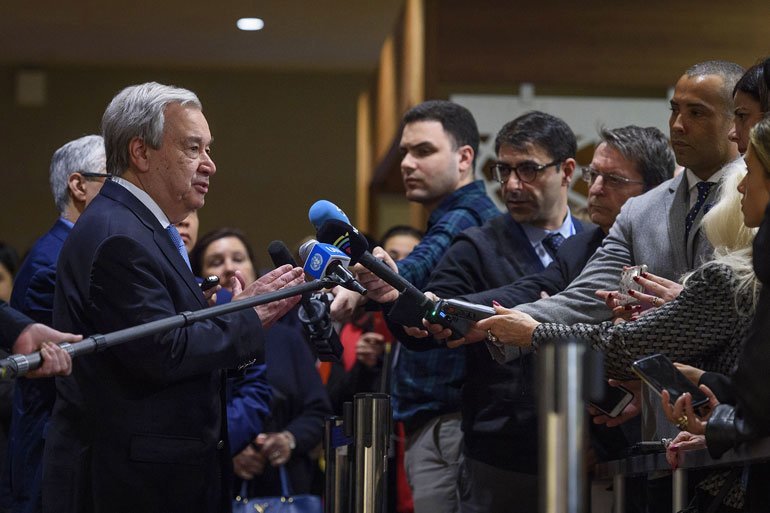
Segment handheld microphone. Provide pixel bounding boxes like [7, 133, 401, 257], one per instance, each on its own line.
[268, 240, 343, 362]
[309, 201, 435, 326]
[299, 240, 367, 296]
[308, 200, 351, 228]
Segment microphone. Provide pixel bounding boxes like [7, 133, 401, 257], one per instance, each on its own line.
[309, 201, 435, 326]
[299, 240, 367, 296]
[308, 200, 351, 227]
[268, 240, 342, 362]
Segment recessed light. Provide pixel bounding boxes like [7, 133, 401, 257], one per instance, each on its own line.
[237, 18, 264, 31]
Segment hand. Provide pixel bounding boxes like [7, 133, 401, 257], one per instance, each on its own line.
[233, 443, 266, 480]
[236, 265, 305, 329]
[588, 379, 642, 427]
[330, 287, 367, 323]
[352, 246, 399, 305]
[202, 284, 221, 306]
[256, 431, 295, 467]
[468, 305, 540, 348]
[660, 385, 719, 435]
[627, 271, 683, 308]
[595, 290, 643, 322]
[356, 332, 386, 367]
[12, 323, 79, 378]
[666, 431, 707, 470]
[673, 362, 705, 386]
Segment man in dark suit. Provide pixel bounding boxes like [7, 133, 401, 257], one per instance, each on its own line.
[397, 111, 584, 513]
[4, 134, 107, 513]
[43, 82, 304, 513]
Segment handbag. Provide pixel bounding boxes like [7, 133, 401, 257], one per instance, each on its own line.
[232, 465, 322, 513]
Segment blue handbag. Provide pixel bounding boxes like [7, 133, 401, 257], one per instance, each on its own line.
[232, 465, 322, 513]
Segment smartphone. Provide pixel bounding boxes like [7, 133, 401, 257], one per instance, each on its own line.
[200, 275, 220, 292]
[589, 382, 634, 418]
[631, 353, 709, 409]
[616, 264, 648, 306]
[630, 440, 667, 455]
[425, 298, 496, 338]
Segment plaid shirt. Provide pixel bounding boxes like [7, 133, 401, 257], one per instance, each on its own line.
[392, 180, 500, 423]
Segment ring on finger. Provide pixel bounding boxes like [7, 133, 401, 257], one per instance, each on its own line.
[676, 414, 688, 430]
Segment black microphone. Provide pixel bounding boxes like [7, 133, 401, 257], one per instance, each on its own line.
[267, 240, 343, 362]
[314, 218, 435, 327]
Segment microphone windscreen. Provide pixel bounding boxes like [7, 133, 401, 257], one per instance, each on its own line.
[268, 240, 298, 268]
[316, 219, 369, 265]
[308, 200, 350, 229]
[298, 239, 318, 263]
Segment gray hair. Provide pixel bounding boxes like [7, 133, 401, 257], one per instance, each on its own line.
[49, 135, 106, 214]
[685, 61, 746, 114]
[599, 126, 675, 191]
[101, 82, 201, 176]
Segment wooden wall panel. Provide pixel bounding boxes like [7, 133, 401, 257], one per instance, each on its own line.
[431, 1, 770, 91]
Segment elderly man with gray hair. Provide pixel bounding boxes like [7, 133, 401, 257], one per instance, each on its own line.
[43, 82, 304, 513]
[4, 134, 106, 513]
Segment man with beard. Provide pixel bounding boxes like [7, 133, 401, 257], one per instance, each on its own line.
[395, 125, 674, 512]
[394, 111, 588, 513]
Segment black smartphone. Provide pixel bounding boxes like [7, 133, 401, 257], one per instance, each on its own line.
[589, 382, 634, 418]
[200, 275, 220, 292]
[631, 353, 709, 409]
[630, 440, 667, 455]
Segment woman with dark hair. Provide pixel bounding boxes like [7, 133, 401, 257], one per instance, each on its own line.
[0, 242, 19, 304]
[191, 228, 332, 499]
[728, 58, 769, 154]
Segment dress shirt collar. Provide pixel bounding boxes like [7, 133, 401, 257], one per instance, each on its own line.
[111, 176, 172, 229]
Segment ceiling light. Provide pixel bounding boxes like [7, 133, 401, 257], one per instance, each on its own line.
[237, 18, 264, 31]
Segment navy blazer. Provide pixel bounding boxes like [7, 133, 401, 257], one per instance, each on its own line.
[393, 213, 589, 473]
[461, 226, 606, 307]
[0, 302, 32, 351]
[4, 218, 71, 513]
[44, 180, 265, 513]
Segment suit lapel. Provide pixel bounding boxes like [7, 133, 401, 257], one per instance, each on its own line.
[666, 174, 689, 272]
[102, 181, 206, 308]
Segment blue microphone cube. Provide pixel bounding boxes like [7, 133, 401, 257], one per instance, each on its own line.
[303, 242, 351, 280]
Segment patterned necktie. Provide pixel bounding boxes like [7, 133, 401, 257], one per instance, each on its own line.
[542, 232, 565, 259]
[684, 181, 715, 240]
[166, 225, 192, 271]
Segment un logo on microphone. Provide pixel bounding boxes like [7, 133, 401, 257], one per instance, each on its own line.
[310, 254, 324, 272]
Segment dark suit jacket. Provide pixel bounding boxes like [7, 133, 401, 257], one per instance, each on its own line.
[391, 213, 587, 472]
[4, 218, 70, 513]
[460, 226, 606, 308]
[44, 180, 265, 513]
[0, 302, 32, 351]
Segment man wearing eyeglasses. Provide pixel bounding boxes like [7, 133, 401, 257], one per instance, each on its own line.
[3, 135, 108, 513]
[381, 111, 587, 512]
[388, 124, 674, 513]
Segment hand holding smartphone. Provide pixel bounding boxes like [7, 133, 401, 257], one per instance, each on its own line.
[616, 264, 648, 306]
[631, 353, 709, 409]
[589, 381, 634, 418]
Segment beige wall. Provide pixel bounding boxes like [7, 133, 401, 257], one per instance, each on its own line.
[0, 66, 368, 266]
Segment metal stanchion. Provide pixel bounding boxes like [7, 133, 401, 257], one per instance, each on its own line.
[538, 338, 589, 513]
[324, 415, 352, 513]
[352, 393, 391, 513]
[672, 468, 688, 513]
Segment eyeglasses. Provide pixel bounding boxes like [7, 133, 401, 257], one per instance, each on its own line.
[581, 167, 645, 189]
[491, 159, 561, 184]
[80, 172, 112, 180]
